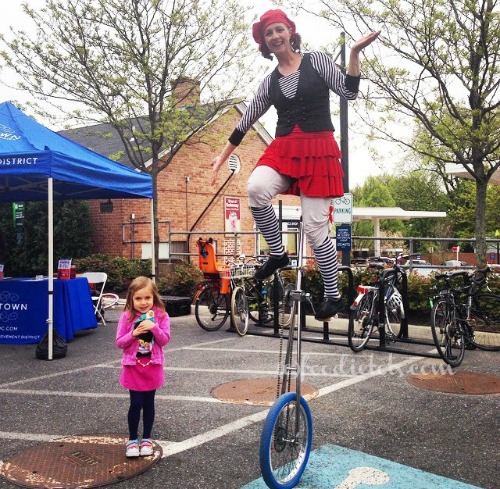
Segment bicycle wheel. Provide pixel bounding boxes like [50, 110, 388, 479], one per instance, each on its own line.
[348, 291, 375, 352]
[260, 392, 313, 489]
[385, 288, 404, 338]
[431, 298, 465, 367]
[247, 289, 265, 324]
[194, 284, 229, 331]
[469, 293, 500, 351]
[245, 278, 274, 325]
[231, 286, 249, 336]
[278, 284, 295, 328]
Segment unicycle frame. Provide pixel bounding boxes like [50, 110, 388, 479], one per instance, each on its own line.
[260, 219, 313, 489]
[280, 220, 307, 429]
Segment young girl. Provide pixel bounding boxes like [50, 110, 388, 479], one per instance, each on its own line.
[116, 276, 171, 457]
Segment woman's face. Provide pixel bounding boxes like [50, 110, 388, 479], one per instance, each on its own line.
[263, 22, 291, 55]
[132, 286, 154, 314]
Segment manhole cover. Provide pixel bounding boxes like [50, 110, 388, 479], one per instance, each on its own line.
[212, 378, 318, 406]
[0, 434, 161, 488]
[408, 371, 500, 395]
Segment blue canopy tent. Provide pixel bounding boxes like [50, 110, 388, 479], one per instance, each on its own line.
[0, 101, 154, 358]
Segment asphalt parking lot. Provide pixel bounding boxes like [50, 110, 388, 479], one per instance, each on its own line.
[0, 307, 498, 489]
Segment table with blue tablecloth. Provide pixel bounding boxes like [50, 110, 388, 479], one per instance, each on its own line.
[0, 277, 98, 344]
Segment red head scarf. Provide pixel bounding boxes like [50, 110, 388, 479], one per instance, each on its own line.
[252, 9, 296, 47]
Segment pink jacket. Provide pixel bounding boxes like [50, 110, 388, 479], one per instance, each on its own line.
[115, 306, 171, 366]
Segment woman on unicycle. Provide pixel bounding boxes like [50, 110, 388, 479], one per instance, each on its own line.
[211, 9, 379, 322]
[211, 9, 379, 487]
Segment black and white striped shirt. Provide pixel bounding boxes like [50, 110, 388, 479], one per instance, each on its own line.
[235, 51, 360, 136]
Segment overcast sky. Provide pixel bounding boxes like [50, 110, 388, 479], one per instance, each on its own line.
[0, 0, 391, 188]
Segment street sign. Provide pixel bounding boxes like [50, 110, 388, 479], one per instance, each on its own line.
[332, 193, 353, 224]
[336, 224, 352, 251]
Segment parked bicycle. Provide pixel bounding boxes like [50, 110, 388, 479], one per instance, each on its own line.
[259, 220, 315, 489]
[348, 263, 406, 352]
[193, 238, 232, 331]
[229, 262, 283, 336]
[194, 237, 273, 333]
[430, 267, 500, 367]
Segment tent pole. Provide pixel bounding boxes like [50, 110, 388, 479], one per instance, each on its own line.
[48, 178, 54, 360]
[150, 199, 155, 282]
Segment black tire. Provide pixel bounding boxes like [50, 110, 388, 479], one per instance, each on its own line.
[259, 393, 313, 489]
[385, 287, 404, 338]
[245, 278, 275, 325]
[260, 281, 275, 325]
[348, 291, 375, 352]
[278, 284, 295, 329]
[231, 286, 249, 336]
[431, 298, 465, 367]
[194, 285, 229, 331]
[247, 288, 263, 324]
[469, 293, 500, 351]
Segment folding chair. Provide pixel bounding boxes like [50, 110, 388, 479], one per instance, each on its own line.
[82, 272, 108, 325]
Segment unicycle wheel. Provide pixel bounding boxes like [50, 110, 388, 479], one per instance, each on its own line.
[259, 392, 313, 489]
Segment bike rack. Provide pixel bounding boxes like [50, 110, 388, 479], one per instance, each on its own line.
[244, 265, 439, 359]
[361, 267, 439, 357]
[256, 265, 357, 348]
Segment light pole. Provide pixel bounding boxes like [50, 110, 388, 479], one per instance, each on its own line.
[339, 33, 351, 267]
[339, 32, 349, 194]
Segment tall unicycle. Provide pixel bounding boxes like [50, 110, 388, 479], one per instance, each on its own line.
[259, 219, 313, 489]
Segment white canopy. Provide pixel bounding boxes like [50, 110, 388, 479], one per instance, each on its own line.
[445, 163, 500, 185]
[353, 207, 447, 256]
[275, 205, 446, 257]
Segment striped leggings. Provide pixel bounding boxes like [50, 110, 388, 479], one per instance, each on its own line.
[247, 166, 340, 299]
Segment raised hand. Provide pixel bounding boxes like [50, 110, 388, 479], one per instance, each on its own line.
[351, 31, 381, 53]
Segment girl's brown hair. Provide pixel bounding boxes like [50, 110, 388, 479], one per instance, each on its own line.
[124, 276, 166, 320]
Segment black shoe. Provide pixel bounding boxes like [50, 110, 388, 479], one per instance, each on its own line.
[315, 297, 343, 321]
[254, 253, 289, 280]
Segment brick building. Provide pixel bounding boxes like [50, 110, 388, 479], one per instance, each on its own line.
[60, 90, 300, 268]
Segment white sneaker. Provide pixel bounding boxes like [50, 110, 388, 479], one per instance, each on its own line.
[126, 439, 140, 457]
[140, 438, 154, 456]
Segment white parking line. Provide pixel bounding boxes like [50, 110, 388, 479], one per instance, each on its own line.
[0, 337, 236, 389]
[0, 335, 431, 463]
[0, 360, 120, 388]
[161, 410, 269, 457]
[0, 388, 221, 403]
[0, 431, 54, 442]
[185, 346, 349, 357]
[158, 352, 427, 459]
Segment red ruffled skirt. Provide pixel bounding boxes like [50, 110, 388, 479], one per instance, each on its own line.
[255, 126, 344, 198]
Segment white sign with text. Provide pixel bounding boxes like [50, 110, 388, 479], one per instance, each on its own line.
[332, 193, 353, 224]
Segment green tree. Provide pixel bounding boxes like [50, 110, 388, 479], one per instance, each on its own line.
[352, 175, 404, 236]
[352, 171, 450, 253]
[0, 200, 93, 276]
[282, 0, 500, 266]
[385, 171, 449, 238]
[485, 185, 500, 236]
[447, 179, 500, 246]
[0, 0, 259, 277]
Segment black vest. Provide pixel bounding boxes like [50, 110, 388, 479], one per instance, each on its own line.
[270, 53, 334, 137]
